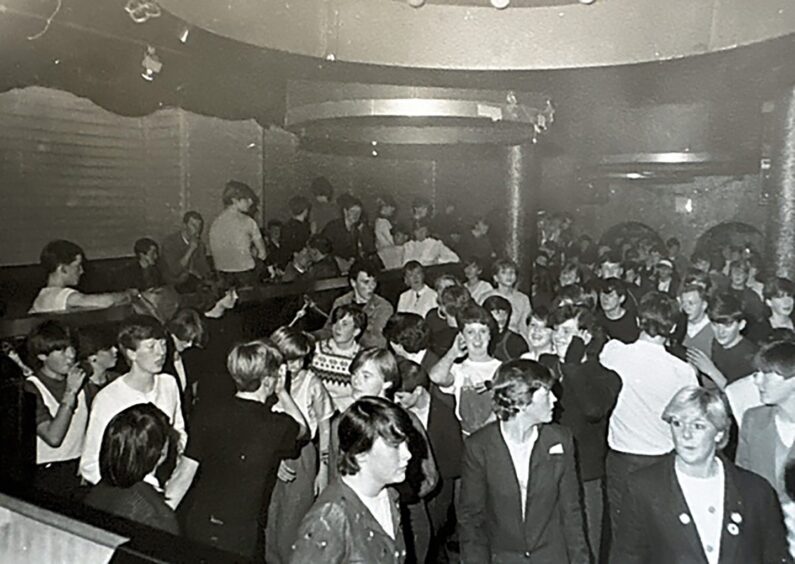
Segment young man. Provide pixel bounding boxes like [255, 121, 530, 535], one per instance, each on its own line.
[597, 277, 640, 344]
[397, 261, 438, 318]
[384, 312, 439, 373]
[599, 291, 699, 544]
[160, 211, 211, 292]
[208, 180, 267, 286]
[125, 237, 164, 291]
[29, 240, 136, 313]
[679, 281, 715, 357]
[426, 282, 470, 359]
[402, 220, 460, 267]
[458, 218, 495, 264]
[483, 295, 529, 361]
[281, 195, 312, 267]
[325, 259, 394, 348]
[483, 259, 532, 338]
[430, 303, 501, 436]
[24, 321, 88, 499]
[320, 195, 376, 272]
[305, 235, 341, 280]
[80, 316, 197, 509]
[308, 176, 337, 235]
[651, 258, 678, 298]
[727, 259, 766, 323]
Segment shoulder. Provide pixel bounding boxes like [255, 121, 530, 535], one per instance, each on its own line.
[373, 294, 393, 310]
[541, 422, 575, 444]
[741, 404, 774, 429]
[465, 421, 500, 447]
[728, 461, 776, 495]
[155, 373, 180, 394]
[332, 292, 354, 307]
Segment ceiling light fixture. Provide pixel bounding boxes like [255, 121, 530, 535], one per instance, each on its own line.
[407, 0, 426, 7]
[490, 0, 510, 9]
[141, 46, 162, 81]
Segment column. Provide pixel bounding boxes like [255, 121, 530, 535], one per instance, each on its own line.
[766, 85, 795, 279]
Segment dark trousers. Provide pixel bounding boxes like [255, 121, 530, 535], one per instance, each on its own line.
[33, 459, 85, 502]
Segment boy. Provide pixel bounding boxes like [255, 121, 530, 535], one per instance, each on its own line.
[281, 195, 312, 267]
[384, 312, 439, 372]
[482, 295, 529, 361]
[29, 240, 136, 313]
[483, 259, 532, 338]
[458, 218, 496, 264]
[397, 261, 438, 318]
[24, 320, 88, 498]
[430, 303, 501, 435]
[125, 237, 164, 291]
[597, 277, 640, 344]
[77, 325, 120, 407]
[728, 259, 766, 323]
[80, 315, 197, 508]
[463, 256, 493, 305]
[309, 176, 337, 234]
[522, 307, 554, 360]
[160, 211, 211, 292]
[426, 283, 471, 359]
[679, 282, 714, 357]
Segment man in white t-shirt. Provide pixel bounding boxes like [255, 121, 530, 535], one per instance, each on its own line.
[208, 180, 267, 287]
[80, 315, 197, 509]
[599, 291, 698, 546]
[29, 240, 136, 314]
[397, 261, 438, 319]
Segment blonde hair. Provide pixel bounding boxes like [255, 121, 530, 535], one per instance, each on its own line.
[227, 339, 283, 393]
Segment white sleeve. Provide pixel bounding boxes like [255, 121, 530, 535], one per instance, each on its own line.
[79, 399, 112, 484]
[397, 291, 410, 313]
[165, 377, 188, 453]
[435, 241, 460, 265]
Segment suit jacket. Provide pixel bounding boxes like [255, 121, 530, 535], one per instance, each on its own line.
[613, 453, 790, 564]
[736, 405, 795, 498]
[427, 387, 464, 480]
[459, 422, 590, 564]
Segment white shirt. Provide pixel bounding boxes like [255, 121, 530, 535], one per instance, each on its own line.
[441, 358, 501, 427]
[402, 238, 460, 267]
[80, 373, 186, 484]
[686, 316, 711, 339]
[374, 217, 395, 250]
[725, 375, 761, 429]
[466, 280, 494, 305]
[600, 338, 698, 455]
[209, 207, 262, 272]
[397, 285, 438, 318]
[500, 423, 539, 521]
[29, 287, 78, 313]
[409, 399, 431, 430]
[676, 458, 725, 564]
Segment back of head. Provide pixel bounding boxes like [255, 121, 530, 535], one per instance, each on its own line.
[396, 357, 430, 393]
[384, 312, 430, 353]
[756, 340, 795, 380]
[307, 234, 332, 256]
[166, 308, 207, 348]
[40, 240, 83, 276]
[270, 326, 314, 362]
[491, 359, 555, 421]
[27, 320, 74, 369]
[99, 403, 175, 488]
[288, 195, 311, 216]
[439, 285, 472, 319]
[638, 291, 679, 337]
[78, 324, 117, 361]
[227, 339, 284, 393]
[117, 315, 166, 360]
[222, 180, 256, 207]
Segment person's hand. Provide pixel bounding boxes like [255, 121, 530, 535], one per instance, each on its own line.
[685, 347, 719, 377]
[275, 366, 288, 396]
[313, 465, 328, 496]
[450, 333, 468, 359]
[65, 365, 86, 394]
[277, 460, 297, 483]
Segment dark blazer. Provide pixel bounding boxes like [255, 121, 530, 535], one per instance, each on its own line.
[613, 453, 790, 564]
[85, 481, 179, 535]
[736, 405, 794, 497]
[459, 422, 590, 564]
[427, 387, 464, 481]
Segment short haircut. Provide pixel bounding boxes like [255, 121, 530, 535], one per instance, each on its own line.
[27, 320, 75, 368]
[681, 270, 711, 293]
[679, 282, 709, 302]
[349, 348, 401, 400]
[40, 240, 83, 275]
[270, 326, 314, 362]
[307, 235, 332, 256]
[182, 211, 203, 224]
[117, 315, 166, 359]
[463, 256, 484, 272]
[455, 303, 498, 336]
[661, 386, 731, 450]
[666, 237, 681, 249]
[599, 277, 627, 298]
[288, 195, 311, 215]
[222, 180, 256, 206]
[491, 359, 555, 421]
[599, 250, 623, 267]
[764, 277, 795, 301]
[99, 403, 176, 488]
[396, 357, 430, 393]
[728, 259, 749, 274]
[348, 259, 380, 282]
[166, 308, 207, 348]
[549, 304, 598, 335]
[384, 313, 430, 353]
[133, 238, 158, 257]
[756, 341, 795, 380]
[403, 260, 424, 276]
[530, 305, 550, 324]
[310, 176, 334, 198]
[690, 252, 711, 268]
[330, 303, 368, 337]
[339, 194, 363, 212]
[439, 285, 472, 319]
[482, 295, 513, 318]
[412, 196, 431, 210]
[337, 396, 411, 476]
[267, 219, 283, 229]
[638, 292, 679, 337]
[707, 293, 745, 324]
[227, 339, 284, 393]
[493, 258, 518, 275]
[78, 325, 116, 360]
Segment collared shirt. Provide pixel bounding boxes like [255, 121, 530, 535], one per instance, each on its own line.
[329, 291, 394, 348]
[397, 285, 438, 318]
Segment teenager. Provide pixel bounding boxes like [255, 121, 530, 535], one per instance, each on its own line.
[396, 261, 438, 319]
[160, 211, 211, 292]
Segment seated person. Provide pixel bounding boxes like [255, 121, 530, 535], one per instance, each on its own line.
[463, 256, 493, 305]
[483, 295, 529, 362]
[374, 195, 397, 251]
[306, 235, 341, 279]
[263, 219, 288, 275]
[77, 325, 120, 407]
[281, 246, 315, 283]
[160, 211, 211, 293]
[458, 217, 495, 265]
[308, 176, 338, 235]
[281, 196, 312, 269]
[321, 195, 377, 273]
[29, 240, 136, 313]
[84, 404, 180, 535]
[402, 220, 460, 267]
[397, 261, 438, 319]
[124, 238, 164, 291]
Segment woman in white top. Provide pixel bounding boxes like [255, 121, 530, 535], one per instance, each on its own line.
[614, 386, 788, 564]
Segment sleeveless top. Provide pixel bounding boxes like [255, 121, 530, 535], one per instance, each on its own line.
[27, 375, 88, 464]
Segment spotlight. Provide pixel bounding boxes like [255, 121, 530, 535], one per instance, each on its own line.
[178, 27, 190, 44]
[490, 0, 510, 8]
[141, 46, 162, 81]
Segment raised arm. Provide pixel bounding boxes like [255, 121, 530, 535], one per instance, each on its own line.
[35, 367, 85, 447]
[429, 335, 465, 388]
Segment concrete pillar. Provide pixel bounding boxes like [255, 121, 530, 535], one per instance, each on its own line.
[504, 143, 540, 289]
[766, 85, 795, 279]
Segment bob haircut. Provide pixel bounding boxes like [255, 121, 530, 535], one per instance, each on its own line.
[661, 386, 731, 450]
[349, 348, 401, 400]
[483, 295, 513, 318]
[707, 293, 745, 325]
[764, 277, 795, 301]
[455, 303, 498, 337]
[492, 258, 518, 276]
[222, 180, 257, 207]
[27, 320, 75, 368]
[330, 303, 367, 337]
[338, 396, 412, 476]
[310, 176, 333, 198]
[383, 313, 430, 354]
[270, 326, 314, 362]
[40, 240, 84, 275]
[637, 291, 679, 337]
[396, 357, 430, 393]
[99, 403, 177, 488]
[78, 325, 116, 360]
[491, 359, 556, 421]
[755, 341, 795, 380]
[403, 260, 424, 276]
[117, 315, 167, 359]
[227, 339, 284, 393]
[167, 308, 207, 348]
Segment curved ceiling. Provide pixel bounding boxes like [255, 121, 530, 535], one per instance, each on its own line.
[159, 0, 795, 70]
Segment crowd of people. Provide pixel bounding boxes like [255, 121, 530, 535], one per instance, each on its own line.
[7, 176, 795, 563]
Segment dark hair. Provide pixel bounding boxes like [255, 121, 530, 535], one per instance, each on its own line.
[307, 235, 332, 256]
[483, 295, 513, 318]
[599, 250, 623, 267]
[330, 303, 367, 338]
[267, 219, 283, 229]
[27, 320, 75, 369]
[455, 303, 498, 340]
[270, 326, 314, 362]
[166, 309, 207, 348]
[439, 285, 472, 319]
[681, 270, 712, 293]
[755, 341, 795, 380]
[339, 195, 363, 212]
[40, 240, 83, 275]
[679, 282, 709, 302]
[412, 196, 431, 210]
[396, 357, 430, 393]
[348, 259, 380, 282]
[638, 292, 679, 337]
[666, 237, 681, 249]
[349, 348, 401, 400]
[492, 258, 518, 276]
[764, 328, 795, 346]
[764, 277, 795, 301]
[133, 238, 158, 257]
[598, 277, 627, 298]
[337, 396, 411, 476]
[288, 195, 311, 216]
[182, 211, 203, 224]
[463, 256, 485, 272]
[222, 180, 257, 206]
[384, 313, 431, 353]
[78, 325, 116, 361]
[707, 293, 745, 324]
[491, 359, 555, 421]
[549, 304, 597, 334]
[310, 176, 334, 198]
[117, 315, 167, 359]
[99, 403, 176, 488]
[403, 260, 424, 276]
[530, 304, 550, 324]
[227, 339, 284, 393]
